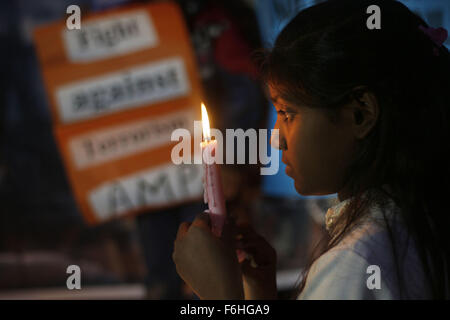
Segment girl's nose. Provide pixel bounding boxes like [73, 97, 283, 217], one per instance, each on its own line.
[270, 129, 280, 149]
[270, 126, 287, 150]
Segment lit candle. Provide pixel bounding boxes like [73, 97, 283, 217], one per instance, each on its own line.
[201, 103, 226, 237]
[200, 103, 256, 266]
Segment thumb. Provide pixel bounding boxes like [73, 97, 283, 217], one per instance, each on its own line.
[191, 211, 212, 229]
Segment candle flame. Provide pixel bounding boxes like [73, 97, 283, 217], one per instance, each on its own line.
[201, 103, 211, 141]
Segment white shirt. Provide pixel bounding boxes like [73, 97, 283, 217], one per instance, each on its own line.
[298, 191, 432, 300]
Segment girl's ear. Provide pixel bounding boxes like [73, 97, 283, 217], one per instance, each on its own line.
[349, 90, 379, 140]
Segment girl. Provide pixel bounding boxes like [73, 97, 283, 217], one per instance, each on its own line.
[172, 0, 450, 299]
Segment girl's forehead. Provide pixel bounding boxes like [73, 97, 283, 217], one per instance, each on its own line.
[267, 84, 278, 96]
[268, 85, 300, 110]
[267, 85, 284, 103]
[267, 83, 301, 106]
[266, 82, 311, 112]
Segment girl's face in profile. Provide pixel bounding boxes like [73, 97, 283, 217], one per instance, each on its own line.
[269, 85, 356, 198]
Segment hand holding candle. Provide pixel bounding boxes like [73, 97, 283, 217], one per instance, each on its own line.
[200, 103, 255, 265]
[201, 103, 227, 237]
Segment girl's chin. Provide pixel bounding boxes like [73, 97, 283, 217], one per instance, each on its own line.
[293, 180, 305, 195]
[287, 171, 311, 196]
[293, 179, 316, 197]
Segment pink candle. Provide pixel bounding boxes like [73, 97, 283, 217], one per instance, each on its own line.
[200, 103, 254, 265]
[201, 104, 226, 237]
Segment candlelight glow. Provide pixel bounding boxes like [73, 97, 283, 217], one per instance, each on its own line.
[201, 103, 211, 141]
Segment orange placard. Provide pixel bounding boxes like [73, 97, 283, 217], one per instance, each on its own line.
[34, 2, 204, 225]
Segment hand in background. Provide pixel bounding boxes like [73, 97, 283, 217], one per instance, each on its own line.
[235, 225, 278, 300]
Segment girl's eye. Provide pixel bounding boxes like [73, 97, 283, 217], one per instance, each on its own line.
[285, 113, 294, 121]
[277, 110, 294, 122]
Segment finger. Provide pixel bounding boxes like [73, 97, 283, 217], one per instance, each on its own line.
[191, 211, 212, 229]
[235, 225, 260, 239]
[236, 249, 247, 263]
[240, 256, 261, 277]
[176, 222, 191, 239]
[235, 240, 254, 250]
[234, 229, 255, 242]
[235, 241, 274, 265]
[235, 233, 265, 248]
[236, 234, 268, 245]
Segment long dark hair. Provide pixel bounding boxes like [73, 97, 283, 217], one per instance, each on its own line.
[258, 0, 450, 299]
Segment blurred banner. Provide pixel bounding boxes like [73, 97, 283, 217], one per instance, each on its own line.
[33, 2, 203, 225]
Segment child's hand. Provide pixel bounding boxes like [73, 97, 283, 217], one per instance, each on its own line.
[172, 212, 244, 300]
[235, 225, 278, 300]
